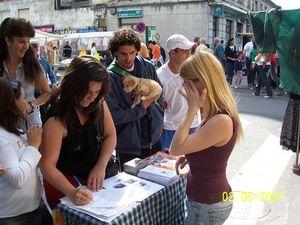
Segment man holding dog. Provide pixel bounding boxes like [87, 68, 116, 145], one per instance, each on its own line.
[157, 34, 200, 151]
[106, 28, 164, 169]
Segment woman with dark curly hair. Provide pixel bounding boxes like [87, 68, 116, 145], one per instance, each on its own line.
[0, 18, 50, 129]
[0, 79, 52, 225]
[40, 57, 116, 213]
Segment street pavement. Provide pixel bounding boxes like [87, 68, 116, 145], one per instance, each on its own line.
[223, 81, 299, 225]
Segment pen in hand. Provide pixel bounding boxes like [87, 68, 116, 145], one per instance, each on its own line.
[73, 175, 84, 187]
[73, 176, 94, 203]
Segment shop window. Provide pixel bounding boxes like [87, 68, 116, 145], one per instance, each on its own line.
[18, 8, 30, 20]
[0, 10, 11, 23]
[225, 19, 232, 41]
[213, 17, 218, 38]
[237, 22, 243, 33]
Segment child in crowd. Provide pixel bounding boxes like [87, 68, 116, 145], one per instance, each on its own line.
[234, 52, 245, 88]
[0, 79, 52, 225]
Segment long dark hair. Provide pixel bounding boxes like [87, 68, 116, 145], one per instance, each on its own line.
[226, 38, 235, 46]
[0, 18, 42, 83]
[48, 57, 110, 126]
[0, 79, 24, 135]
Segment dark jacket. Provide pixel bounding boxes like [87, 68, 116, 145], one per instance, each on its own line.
[63, 45, 72, 58]
[214, 44, 226, 63]
[106, 56, 164, 156]
[225, 45, 237, 63]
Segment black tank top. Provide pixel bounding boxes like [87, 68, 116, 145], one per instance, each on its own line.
[56, 110, 100, 179]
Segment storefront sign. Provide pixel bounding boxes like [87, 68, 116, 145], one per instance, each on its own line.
[145, 26, 156, 43]
[117, 9, 143, 18]
[76, 28, 100, 33]
[213, 6, 224, 17]
[34, 25, 55, 33]
[54, 28, 76, 35]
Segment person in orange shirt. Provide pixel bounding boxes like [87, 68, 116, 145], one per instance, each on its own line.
[153, 43, 164, 68]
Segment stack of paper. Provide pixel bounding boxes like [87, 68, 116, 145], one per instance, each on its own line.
[138, 165, 179, 186]
[60, 173, 164, 222]
[60, 188, 136, 222]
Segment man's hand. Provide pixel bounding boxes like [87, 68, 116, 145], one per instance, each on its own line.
[141, 97, 156, 109]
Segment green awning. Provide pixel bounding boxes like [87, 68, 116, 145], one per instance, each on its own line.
[249, 9, 300, 95]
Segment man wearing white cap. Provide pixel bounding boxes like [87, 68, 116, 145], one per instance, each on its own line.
[157, 34, 200, 151]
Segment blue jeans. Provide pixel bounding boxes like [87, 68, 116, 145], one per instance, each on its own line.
[0, 202, 52, 225]
[246, 57, 253, 86]
[184, 197, 233, 225]
[161, 128, 197, 151]
[226, 62, 234, 85]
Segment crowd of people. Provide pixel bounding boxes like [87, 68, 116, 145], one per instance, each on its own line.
[5, 16, 290, 225]
[193, 35, 282, 98]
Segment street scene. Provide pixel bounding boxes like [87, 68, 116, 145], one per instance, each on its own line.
[224, 85, 298, 225]
[0, 0, 300, 225]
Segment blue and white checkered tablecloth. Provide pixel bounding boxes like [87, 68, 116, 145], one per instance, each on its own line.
[57, 177, 186, 225]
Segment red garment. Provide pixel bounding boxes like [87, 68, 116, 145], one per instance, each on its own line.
[44, 176, 87, 209]
[152, 45, 161, 60]
[185, 118, 237, 204]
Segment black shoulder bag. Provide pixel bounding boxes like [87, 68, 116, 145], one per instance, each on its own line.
[96, 103, 120, 179]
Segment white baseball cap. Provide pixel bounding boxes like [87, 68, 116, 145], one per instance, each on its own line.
[166, 34, 195, 52]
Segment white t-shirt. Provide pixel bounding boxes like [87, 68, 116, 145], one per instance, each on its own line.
[195, 44, 208, 53]
[243, 41, 253, 58]
[157, 63, 200, 130]
[0, 127, 41, 218]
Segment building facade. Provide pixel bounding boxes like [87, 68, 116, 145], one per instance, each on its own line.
[0, 0, 279, 48]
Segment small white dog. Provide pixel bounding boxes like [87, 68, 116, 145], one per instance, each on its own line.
[123, 75, 162, 108]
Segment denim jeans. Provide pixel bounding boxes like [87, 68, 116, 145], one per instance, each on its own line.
[0, 202, 53, 225]
[184, 197, 233, 225]
[245, 57, 252, 86]
[226, 62, 234, 85]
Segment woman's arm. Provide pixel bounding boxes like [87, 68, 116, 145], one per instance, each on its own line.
[0, 141, 41, 189]
[40, 117, 93, 205]
[169, 81, 233, 156]
[87, 101, 117, 191]
[36, 73, 51, 94]
[40, 118, 73, 195]
[31, 74, 51, 108]
[169, 114, 233, 156]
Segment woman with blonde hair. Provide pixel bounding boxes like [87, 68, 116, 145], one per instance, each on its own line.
[169, 50, 242, 225]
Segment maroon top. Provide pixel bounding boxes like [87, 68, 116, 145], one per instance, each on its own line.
[185, 117, 237, 204]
